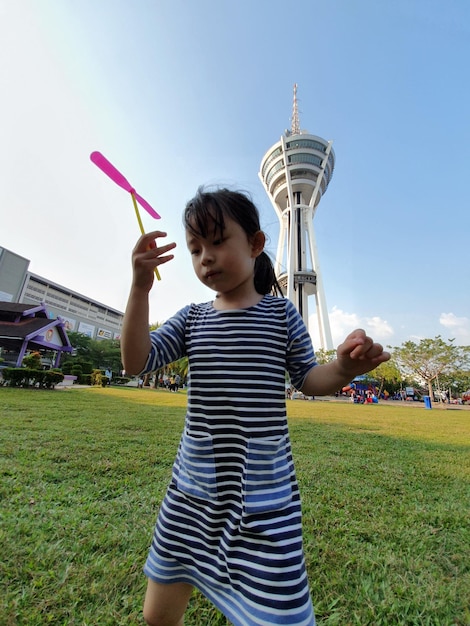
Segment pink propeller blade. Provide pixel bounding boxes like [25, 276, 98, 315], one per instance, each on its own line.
[134, 191, 160, 219]
[90, 151, 160, 219]
[90, 151, 132, 192]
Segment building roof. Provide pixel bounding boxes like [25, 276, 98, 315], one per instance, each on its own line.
[28, 273, 124, 316]
[0, 301, 73, 365]
[0, 317, 59, 341]
[0, 301, 49, 320]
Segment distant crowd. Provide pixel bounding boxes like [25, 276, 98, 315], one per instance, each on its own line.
[138, 373, 184, 391]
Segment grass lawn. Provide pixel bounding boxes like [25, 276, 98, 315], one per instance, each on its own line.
[0, 387, 469, 625]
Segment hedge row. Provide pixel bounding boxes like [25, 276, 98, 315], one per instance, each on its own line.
[0, 368, 132, 388]
[1, 368, 64, 389]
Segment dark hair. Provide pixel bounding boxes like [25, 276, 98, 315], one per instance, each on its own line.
[183, 187, 283, 296]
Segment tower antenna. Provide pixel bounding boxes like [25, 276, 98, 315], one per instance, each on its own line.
[291, 83, 300, 135]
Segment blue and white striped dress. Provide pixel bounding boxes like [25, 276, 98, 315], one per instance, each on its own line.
[141, 295, 317, 625]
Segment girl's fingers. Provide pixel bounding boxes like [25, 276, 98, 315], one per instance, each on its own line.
[148, 242, 177, 257]
[366, 343, 385, 358]
[154, 254, 175, 267]
[133, 233, 176, 263]
[356, 342, 386, 360]
[347, 338, 384, 360]
[134, 231, 169, 252]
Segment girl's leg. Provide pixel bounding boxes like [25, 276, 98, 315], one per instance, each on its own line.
[143, 579, 194, 626]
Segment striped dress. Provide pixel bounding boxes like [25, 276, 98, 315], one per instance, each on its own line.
[142, 295, 317, 626]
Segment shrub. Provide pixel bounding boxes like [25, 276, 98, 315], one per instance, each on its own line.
[44, 370, 64, 388]
[1, 368, 64, 388]
[62, 359, 93, 375]
[70, 364, 85, 383]
[22, 351, 42, 369]
[81, 361, 93, 374]
[2, 368, 27, 387]
[91, 369, 103, 386]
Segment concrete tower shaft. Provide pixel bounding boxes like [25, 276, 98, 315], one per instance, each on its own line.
[259, 126, 335, 350]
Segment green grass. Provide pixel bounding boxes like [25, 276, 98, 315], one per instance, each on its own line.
[1, 387, 469, 625]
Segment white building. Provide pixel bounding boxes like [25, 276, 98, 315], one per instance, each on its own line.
[0, 245, 123, 341]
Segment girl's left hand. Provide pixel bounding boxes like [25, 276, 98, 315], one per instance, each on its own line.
[336, 329, 391, 377]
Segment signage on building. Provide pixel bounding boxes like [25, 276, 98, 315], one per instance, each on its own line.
[78, 321, 95, 337]
[61, 316, 76, 331]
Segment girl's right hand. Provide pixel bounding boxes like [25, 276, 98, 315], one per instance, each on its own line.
[131, 231, 176, 291]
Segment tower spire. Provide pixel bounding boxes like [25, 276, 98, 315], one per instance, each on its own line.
[291, 83, 300, 135]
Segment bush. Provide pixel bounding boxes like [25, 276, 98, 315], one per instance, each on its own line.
[61, 360, 72, 375]
[70, 365, 86, 384]
[2, 368, 38, 387]
[62, 360, 93, 376]
[91, 369, 103, 386]
[44, 370, 64, 388]
[81, 361, 93, 374]
[22, 352, 42, 369]
[1, 368, 64, 389]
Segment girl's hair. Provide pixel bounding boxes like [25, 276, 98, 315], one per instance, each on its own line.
[184, 187, 283, 297]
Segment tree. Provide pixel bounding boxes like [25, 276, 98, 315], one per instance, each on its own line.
[392, 336, 463, 404]
[436, 344, 470, 398]
[315, 348, 337, 365]
[438, 369, 470, 398]
[88, 338, 122, 372]
[172, 356, 189, 379]
[66, 331, 93, 355]
[146, 322, 189, 387]
[62, 332, 122, 374]
[366, 358, 403, 397]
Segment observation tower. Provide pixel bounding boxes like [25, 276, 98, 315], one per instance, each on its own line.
[258, 84, 335, 350]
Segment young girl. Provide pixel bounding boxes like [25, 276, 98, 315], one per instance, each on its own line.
[121, 188, 390, 626]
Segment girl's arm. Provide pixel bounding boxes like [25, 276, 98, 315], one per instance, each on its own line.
[300, 329, 390, 396]
[121, 231, 176, 376]
[121, 284, 153, 375]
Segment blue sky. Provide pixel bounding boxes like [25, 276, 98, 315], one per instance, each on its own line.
[1, 0, 469, 348]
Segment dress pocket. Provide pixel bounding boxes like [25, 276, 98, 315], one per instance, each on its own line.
[176, 432, 218, 502]
[242, 435, 293, 516]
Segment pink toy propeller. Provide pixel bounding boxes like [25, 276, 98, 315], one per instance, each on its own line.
[90, 150, 162, 280]
[90, 151, 161, 219]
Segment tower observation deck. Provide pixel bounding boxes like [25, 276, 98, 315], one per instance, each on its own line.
[258, 85, 335, 350]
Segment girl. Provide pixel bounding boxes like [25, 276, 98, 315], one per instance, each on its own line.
[121, 188, 390, 626]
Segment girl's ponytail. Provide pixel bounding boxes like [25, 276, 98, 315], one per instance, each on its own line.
[254, 251, 283, 297]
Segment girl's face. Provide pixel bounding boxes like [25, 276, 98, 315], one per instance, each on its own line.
[186, 214, 264, 298]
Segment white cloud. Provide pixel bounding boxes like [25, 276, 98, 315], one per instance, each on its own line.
[309, 306, 394, 349]
[364, 315, 394, 339]
[439, 313, 470, 344]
